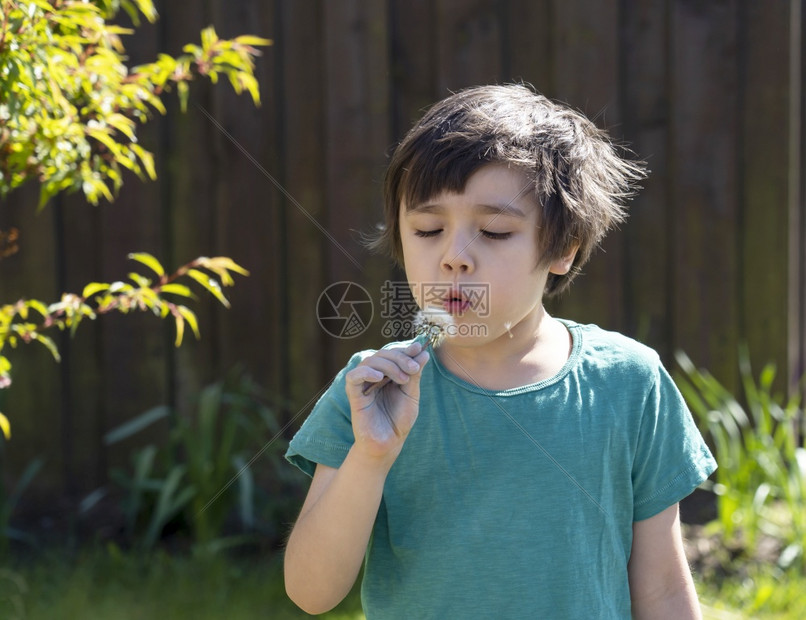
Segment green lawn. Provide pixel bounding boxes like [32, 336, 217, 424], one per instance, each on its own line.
[4, 546, 804, 619]
[3, 548, 364, 620]
[697, 568, 806, 620]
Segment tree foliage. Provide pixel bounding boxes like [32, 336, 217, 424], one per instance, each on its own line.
[0, 0, 270, 206]
[0, 0, 271, 437]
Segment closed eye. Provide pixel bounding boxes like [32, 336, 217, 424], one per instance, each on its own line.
[414, 229, 511, 240]
[481, 230, 512, 240]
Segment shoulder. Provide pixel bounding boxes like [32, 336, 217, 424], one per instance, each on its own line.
[566, 321, 663, 384]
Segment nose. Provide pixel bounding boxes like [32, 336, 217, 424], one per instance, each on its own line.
[441, 232, 475, 274]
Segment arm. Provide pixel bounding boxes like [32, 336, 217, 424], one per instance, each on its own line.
[284, 341, 430, 615]
[628, 503, 701, 620]
[283, 457, 386, 614]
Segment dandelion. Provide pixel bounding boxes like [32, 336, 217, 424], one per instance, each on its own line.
[413, 307, 454, 348]
[362, 307, 453, 398]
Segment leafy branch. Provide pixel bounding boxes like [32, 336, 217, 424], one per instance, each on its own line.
[0, 253, 249, 438]
[0, 0, 271, 207]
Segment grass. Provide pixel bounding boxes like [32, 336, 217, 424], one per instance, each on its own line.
[697, 569, 806, 619]
[2, 547, 365, 620]
[2, 543, 805, 619]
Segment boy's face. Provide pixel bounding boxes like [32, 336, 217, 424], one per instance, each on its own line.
[399, 163, 575, 346]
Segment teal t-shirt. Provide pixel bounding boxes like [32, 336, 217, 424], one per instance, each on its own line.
[285, 321, 717, 619]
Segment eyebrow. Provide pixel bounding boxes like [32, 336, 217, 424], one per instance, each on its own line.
[406, 201, 527, 218]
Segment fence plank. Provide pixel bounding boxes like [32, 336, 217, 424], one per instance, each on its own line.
[435, 0, 504, 93]
[739, 0, 792, 383]
[0, 187, 63, 502]
[385, 0, 441, 348]
[55, 196, 103, 499]
[619, 0, 673, 357]
[502, 0, 552, 89]
[546, 0, 625, 332]
[389, 0, 438, 136]
[278, 1, 332, 413]
[670, 0, 741, 390]
[795, 0, 806, 387]
[209, 0, 283, 398]
[322, 0, 393, 371]
[160, 0, 220, 416]
[94, 12, 170, 476]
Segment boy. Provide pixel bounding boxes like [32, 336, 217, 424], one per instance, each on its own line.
[284, 84, 716, 618]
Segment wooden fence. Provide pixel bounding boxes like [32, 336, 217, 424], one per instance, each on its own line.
[1, 0, 804, 509]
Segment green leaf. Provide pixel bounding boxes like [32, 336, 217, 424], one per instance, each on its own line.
[187, 269, 230, 308]
[200, 257, 250, 277]
[233, 454, 255, 528]
[145, 465, 195, 547]
[104, 405, 171, 445]
[5, 458, 44, 512]
[200, 26, 219, 52]
[109, 281, 134, 294]
[177, 80, 189, 113]
[106, 113, 137, 141]
[82, 282, 111, 299]
[29, 0, 55, 13]
[25, 299, 50, 320]
[128, 252, 164, 277]
[233, 35, 273, 47]
[133, 0, 158, 23]
[34, 334, 61, 362]
[159, 283, 193, 298]
[128, 272, 152, 288]
[177, 305, 200, 340]
[87, 128, 122, 156]
[173, 313, 185, 347]
[0, 411, 10, 440]
[130, 143, 157, 180]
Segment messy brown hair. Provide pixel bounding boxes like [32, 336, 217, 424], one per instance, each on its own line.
[369, 84, 647, 297]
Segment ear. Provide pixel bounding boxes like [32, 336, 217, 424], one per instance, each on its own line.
[548, 244, 579, 275]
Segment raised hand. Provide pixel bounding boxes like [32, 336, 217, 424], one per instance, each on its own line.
[344, 340, 430, 465]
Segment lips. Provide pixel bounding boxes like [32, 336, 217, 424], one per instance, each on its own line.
[443, 289, 470, 315]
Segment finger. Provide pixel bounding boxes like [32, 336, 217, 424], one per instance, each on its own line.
[411, 348, 430, 369]
[345, 365, 385, 389]
[400, 340, 423, 356]
[400, 350, 430, 398]
[362, 376, 391, 397]
[364, 351, 422, 382]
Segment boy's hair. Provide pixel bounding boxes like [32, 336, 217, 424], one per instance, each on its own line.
[370, 84, 647, 297]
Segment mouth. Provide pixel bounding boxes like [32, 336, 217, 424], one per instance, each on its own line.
[443, 290, 470, 315]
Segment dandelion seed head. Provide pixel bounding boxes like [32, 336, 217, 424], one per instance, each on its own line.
[412, 307, 454, 348]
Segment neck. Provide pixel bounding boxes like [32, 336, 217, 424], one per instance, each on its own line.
[435, 306, 571, 390]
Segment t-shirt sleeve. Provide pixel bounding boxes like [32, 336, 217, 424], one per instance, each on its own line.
[284, 351, 366, 477]
[631, 361, 717, 521]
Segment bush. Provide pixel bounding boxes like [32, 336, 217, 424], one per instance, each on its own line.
[102, 369, 306, 554]
[675, 347, 806, 573]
